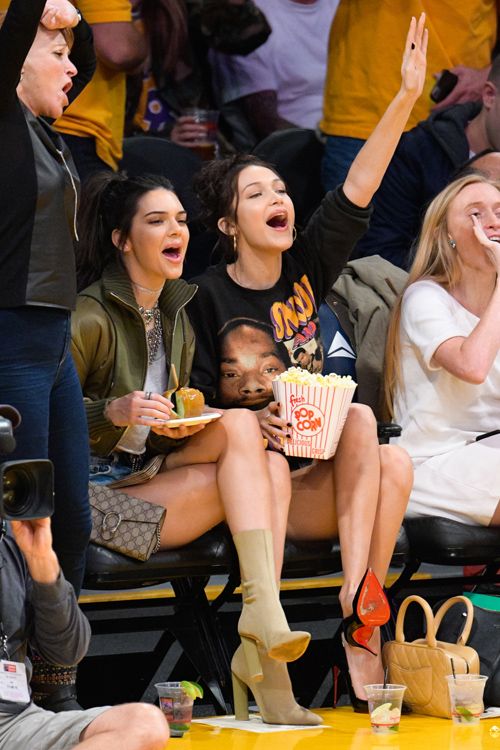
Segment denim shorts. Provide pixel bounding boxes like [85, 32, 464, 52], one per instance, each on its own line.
[89, 454, 134, 485]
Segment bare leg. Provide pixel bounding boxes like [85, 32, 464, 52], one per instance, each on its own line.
[331, 405, 382, 612]
[367, 444, 414, 583]
[489, 499, 500, 526]
[122, 410, 291, 576]
[120, 462, 223, 548]
[287, 405, 383, 606]
[286, 404, 412, 698]
[343, 442, 413, 699]
[78, 703, 168, 750]
[163, 409, 291, 576]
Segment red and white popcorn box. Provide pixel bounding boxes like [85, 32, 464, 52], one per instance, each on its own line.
[272, 368, 357, 460]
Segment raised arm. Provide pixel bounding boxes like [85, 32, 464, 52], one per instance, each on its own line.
[343, 13, 428, 208]
[0, 0, 46, 103]
[11, 518, 91, 666]
[432, 218, 500, 384]
[91, 19, 146, 72]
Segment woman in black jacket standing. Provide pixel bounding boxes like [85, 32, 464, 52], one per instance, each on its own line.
[0, 0, 95, 710]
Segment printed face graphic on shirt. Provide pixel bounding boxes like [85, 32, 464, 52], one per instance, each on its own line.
[218, 320, 287, 408]
[269, 273, 324, 374]
[270, 274, 316, 342]
[287, 320, 324, 373]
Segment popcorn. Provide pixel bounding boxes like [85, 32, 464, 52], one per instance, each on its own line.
[274, 367, 356, 388]
[272, 367, 357, 460]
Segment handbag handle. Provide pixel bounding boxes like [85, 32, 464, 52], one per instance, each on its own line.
[433, 595, 474, 646]
[395, 595, 437, 647]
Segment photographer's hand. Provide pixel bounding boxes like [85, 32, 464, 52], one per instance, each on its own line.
[10, 518, 60, 584]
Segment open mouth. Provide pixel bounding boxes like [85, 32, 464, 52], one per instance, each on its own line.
[488, 236, 500, 243]
[162, 246, 183, 261]
[266, 212, 288, 229]
[62, 81, 73, 94]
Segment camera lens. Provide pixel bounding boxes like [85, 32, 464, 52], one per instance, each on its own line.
[2, 467, 34, 517]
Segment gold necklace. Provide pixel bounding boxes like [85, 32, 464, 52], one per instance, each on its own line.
[138, 303, 162, 363]
[131, 280, 164, 294]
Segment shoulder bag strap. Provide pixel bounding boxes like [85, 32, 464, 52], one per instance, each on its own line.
[395, 594, 437, 647]
[433, 595, 474, 646]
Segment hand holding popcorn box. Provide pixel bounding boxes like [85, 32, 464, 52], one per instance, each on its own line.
[272, 368, 357, 460]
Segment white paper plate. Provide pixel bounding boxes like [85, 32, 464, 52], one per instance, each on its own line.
[146, 412, 222, 428]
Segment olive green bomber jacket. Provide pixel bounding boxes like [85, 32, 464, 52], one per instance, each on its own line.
[71, 262, 197, 457]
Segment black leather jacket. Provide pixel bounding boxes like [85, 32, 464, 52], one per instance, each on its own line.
[0, 0, 95, 309]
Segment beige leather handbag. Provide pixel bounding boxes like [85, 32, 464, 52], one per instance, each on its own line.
[382, 595, 480, 718]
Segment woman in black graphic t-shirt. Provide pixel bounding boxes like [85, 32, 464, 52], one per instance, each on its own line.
[188, 15, 428, 711]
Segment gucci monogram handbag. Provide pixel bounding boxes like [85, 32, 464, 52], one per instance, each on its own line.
[382, 595, 480, 718]
[89, 483, 166, 562]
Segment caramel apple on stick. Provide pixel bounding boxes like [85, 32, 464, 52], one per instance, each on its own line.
[163, 364, 205, 418]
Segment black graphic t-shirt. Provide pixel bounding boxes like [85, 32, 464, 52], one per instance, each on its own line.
[188, 186, 371, 410]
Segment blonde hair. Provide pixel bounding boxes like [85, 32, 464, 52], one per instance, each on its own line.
[384, 173, 500, 419]
[0, 12, 74, 47]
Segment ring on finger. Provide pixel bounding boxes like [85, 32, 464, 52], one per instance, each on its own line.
[145, 391, 152, 400]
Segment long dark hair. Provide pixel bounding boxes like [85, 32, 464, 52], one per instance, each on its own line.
[76, 171, 175, 292]
[137, 0, 189, 86]
[192, 153, 282, 262]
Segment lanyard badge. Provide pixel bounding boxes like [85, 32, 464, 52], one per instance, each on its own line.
[0, 622, 30, 704]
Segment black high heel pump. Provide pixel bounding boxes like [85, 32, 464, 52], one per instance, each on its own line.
[331, 625, 369, 713]
[342, 569, 390, 654]
[331, 569, 391, 713]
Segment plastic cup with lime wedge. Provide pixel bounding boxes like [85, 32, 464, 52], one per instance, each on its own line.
[365, 684, 407, 734]
[155, 681, 203, 737]
[446, 675, 487, 725]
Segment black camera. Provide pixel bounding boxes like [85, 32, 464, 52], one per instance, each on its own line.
[0, 407, 54, 520]
[430, 69, 459, 104]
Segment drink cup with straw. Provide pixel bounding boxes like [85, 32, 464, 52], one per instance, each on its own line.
[446, 660, 488, 725]
[365, 683, 407, 734]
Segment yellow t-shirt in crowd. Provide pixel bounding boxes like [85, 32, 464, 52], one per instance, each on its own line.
[54, 0, 133, 170]
[320, 0, 497, 139]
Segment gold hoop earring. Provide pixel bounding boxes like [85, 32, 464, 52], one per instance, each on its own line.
[233, 234, 238, 254]
[292, 226, 297, 242]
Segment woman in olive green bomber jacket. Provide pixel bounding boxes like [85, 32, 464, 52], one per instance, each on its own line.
[72, 171, 321, 727]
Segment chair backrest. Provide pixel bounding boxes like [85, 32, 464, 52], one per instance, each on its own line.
[120, 136, 204, 219]
[252, 128, 325, 226]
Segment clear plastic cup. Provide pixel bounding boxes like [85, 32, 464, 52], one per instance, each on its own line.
[364, 684, 407, 734]
[154, 682, 194, 737]
[446, 674, 488, 725]
[181, 108, 219, 160]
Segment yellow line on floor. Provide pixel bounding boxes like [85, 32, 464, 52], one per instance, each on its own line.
[79, 571, 431, 605]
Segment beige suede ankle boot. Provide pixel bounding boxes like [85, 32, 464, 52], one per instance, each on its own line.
[231, 644, 322, 725]
[233, 529, 310, 680]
